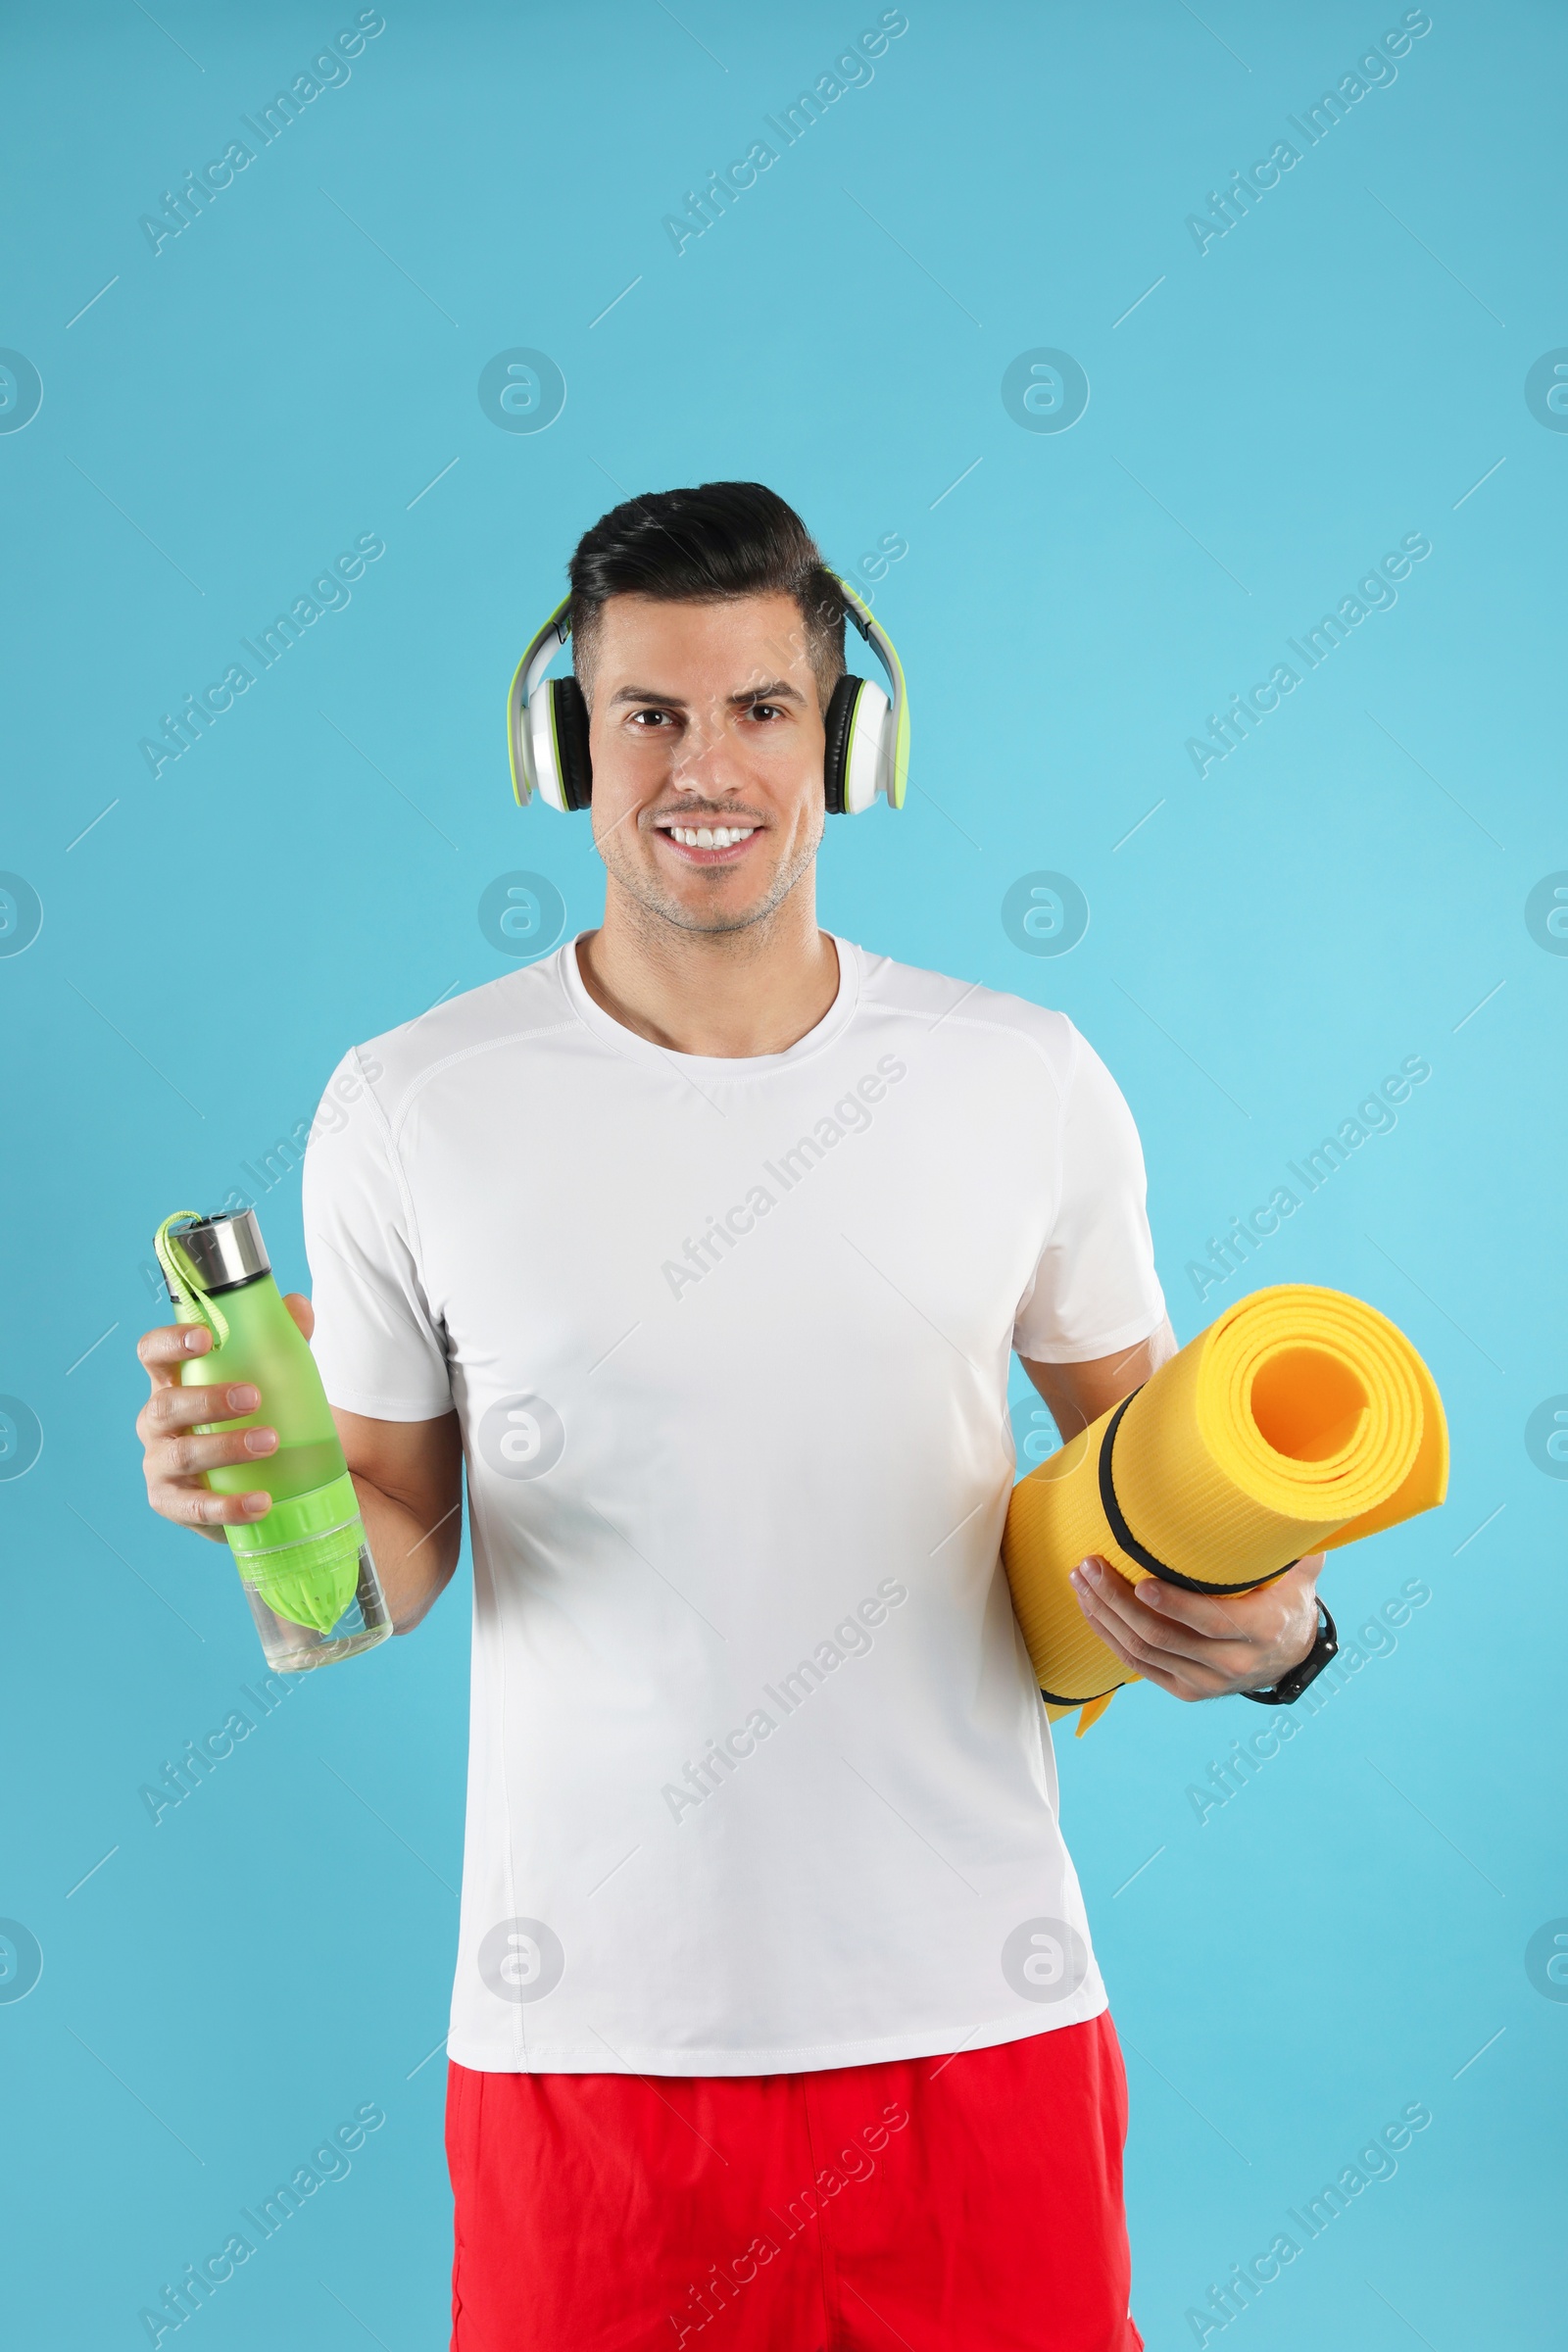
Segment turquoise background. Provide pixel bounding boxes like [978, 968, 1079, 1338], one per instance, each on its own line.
[2, 2, 1564, 2344]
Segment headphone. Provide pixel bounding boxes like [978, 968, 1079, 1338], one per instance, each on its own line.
[507, 575, 909, 817]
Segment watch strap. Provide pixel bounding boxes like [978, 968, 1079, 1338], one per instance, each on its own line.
[1240, 1599, 1338, 1706]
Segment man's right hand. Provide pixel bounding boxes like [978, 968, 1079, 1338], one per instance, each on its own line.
[133, 1298, 309, 1542]
[134, 1298, 466, 1632]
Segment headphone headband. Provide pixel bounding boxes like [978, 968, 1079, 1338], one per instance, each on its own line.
[834, 575, 909, 811]
[506, 575, 908, 814]
[507, 594, 573, 809]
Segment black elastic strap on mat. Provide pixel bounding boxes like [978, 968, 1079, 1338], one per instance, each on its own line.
[1096, 1388, 1297, 1597]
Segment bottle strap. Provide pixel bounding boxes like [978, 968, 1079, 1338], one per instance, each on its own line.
[154, 1213, 230, 1348]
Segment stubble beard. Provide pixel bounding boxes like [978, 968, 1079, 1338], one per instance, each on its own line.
[597, 811, 824, 943]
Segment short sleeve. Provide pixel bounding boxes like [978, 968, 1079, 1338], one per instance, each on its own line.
[301, 1049, 454, 1420]
[1011, 1025, 1167, 1364]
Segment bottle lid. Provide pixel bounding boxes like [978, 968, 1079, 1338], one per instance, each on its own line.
[169, 1208, 270, 1293]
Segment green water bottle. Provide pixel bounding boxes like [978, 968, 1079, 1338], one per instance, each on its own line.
[153, 1208, 392, 1671]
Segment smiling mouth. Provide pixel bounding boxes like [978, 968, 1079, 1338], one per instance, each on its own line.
[651, 815, 760, 861]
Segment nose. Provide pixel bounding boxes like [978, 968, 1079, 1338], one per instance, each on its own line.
[668, 697, 751, 795]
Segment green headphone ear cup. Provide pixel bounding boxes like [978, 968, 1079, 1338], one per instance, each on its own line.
[822, 674, 863, 815]
[550, 676, 593, 810]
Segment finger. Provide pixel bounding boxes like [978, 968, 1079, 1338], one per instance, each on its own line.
[151, 1480, 274, 1528]
[1144, 1589, 1315, 1679]
[1137, 1576, 1282, 1641]
[1067, 1571, 1157, 1668]
[1116, 1562, 1314, 1664]
[1082, 1601, 1231, 1698]
[1071, 1561, 1253, 1677]
[137, 1323, 215, 1384]
[1069, 1582, 1229, 1700]
[1071, 1557, 1237, 1661]
[1068, 1589, 1145, 1675]
[137, 1382, 261, 1443]
[1079, 1567, 1310, 1699]
[146, 1425, 277, 1480]
[1141, 1556, 1324, 1642]
[1125, 1654, 1226, 1702]
[282, 1292, 315, 1341]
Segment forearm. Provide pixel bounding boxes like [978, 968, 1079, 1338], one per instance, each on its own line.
[185, 1458, 460, 1626]
[322, 1399, 465, 1635]
[352, 1468, 462, 1632]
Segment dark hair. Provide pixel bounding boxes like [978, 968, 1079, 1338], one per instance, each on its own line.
[567, 481, 846, 710]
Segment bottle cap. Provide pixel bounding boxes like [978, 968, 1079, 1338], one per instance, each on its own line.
[169, 1208, 270, 1294]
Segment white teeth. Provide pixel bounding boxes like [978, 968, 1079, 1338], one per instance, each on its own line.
[662, 823, 755, 849]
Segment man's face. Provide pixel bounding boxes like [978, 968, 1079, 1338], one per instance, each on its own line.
[583, 591, 829, 936]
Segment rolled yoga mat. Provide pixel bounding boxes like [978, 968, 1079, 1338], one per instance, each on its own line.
[1003, 1283, 1448, 1736]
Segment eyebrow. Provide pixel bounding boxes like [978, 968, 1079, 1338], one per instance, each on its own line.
[606, 677, 807, 710]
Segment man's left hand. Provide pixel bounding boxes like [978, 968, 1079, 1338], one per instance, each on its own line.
[1068, 1552, 1324, 1701]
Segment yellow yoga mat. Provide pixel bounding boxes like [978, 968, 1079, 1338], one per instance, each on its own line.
[1003, 1284, 1448, 1736]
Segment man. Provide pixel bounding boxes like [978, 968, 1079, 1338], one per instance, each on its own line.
[135, 483, 1321, 2350]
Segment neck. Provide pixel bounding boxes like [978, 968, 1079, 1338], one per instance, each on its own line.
[576, 873, 839, 1057]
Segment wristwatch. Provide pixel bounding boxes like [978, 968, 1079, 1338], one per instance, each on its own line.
[1240, 1600, 1338, 1705]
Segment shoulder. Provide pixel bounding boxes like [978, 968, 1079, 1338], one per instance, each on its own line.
[851, 942, 1086, 1102]
[330, 950, 580, 1137]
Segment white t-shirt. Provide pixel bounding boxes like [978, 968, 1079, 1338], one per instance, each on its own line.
[302, 937, 1166, 2076]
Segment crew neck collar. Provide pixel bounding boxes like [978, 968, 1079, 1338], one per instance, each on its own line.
[558, 932, 861, 1078]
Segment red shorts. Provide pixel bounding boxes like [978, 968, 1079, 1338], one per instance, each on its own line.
[445, 2012, 1142, 2351]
